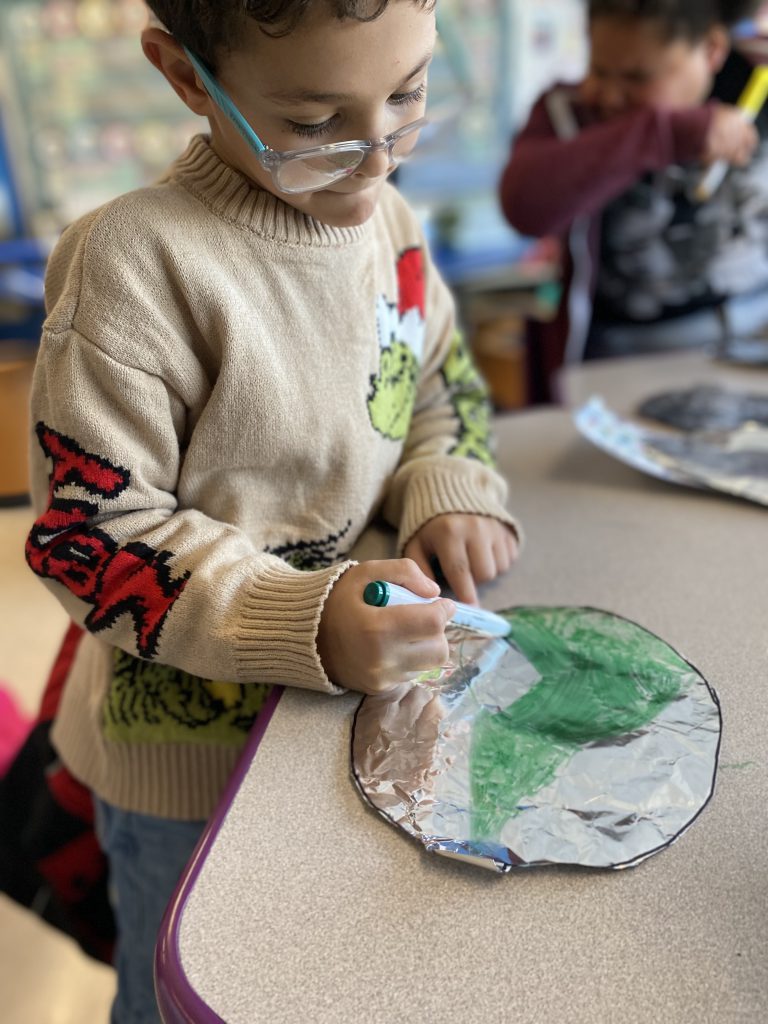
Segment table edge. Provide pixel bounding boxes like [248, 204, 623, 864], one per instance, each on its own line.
[154, 685, 285, 1024]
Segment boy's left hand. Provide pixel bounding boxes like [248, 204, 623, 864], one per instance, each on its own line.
[403, 513, 518, 606]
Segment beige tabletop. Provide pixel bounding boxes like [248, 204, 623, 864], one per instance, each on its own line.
[166, 356, 768, 1024]
[558, 348, 767, 412]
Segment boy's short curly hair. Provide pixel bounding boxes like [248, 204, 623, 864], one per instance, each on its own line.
[587, 1, 761, 39]
[147, 0, 432, 71]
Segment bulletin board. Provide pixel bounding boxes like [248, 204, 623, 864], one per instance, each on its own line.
[0, 0, 199, 237]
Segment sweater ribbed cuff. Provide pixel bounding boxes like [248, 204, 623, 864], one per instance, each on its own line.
[396, 467, 521, 554]
[234, 561, 356, 692]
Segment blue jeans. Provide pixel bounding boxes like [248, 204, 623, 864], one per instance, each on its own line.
[94, 798, 206, 1024]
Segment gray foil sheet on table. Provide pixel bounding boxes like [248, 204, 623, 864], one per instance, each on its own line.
[638, 384, 768, 432]
[351, 607, 721, 872]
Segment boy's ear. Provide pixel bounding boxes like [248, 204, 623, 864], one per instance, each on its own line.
[703, 24, 730, 75]
[141, 28, 211, 117]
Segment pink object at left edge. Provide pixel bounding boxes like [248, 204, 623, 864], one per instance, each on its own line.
[0, 686, 33, 777]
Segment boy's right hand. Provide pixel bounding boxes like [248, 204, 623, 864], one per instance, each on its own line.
[317, 560, 455, 695]
[703, 103, 758, 168]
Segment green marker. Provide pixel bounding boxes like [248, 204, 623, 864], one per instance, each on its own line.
[363, 580, 511, 637]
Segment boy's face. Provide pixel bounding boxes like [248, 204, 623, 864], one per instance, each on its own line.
[167, 2, 435, 227]
[581, 16, 729, 117]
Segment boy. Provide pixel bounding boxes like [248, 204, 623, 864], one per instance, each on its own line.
[26, 1, 519, 1020]
[500, 0, 767, 402]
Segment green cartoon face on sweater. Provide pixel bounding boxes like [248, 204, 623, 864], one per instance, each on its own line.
[367, 248, 494, 466]
[104, 649, 271, 744]
[368, 247, 425, 441]
[368, 339, 420, 440]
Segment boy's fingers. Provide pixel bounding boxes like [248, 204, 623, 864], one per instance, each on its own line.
[440, 554, 478, 606]
[387, 598, 455, 639]
[372, 555, 439, 598]
[365, 627, 451, 690]
[393, 552, 436, 593]
[435, 597, 457, 628]
[467, 537, 496, 585]
[401, 635, 451, 674]
[497, 529, 519, 571]
[493, 537, 511, 574]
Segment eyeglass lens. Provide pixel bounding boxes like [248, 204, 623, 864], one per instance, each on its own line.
[274, 124, 423, 193]
[276, 150, 362, 192]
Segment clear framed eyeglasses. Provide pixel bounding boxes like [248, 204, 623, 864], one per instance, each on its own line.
[183, 47, 428, 194]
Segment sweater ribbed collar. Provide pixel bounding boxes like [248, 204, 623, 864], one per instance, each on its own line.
[170, 134, 370, 246]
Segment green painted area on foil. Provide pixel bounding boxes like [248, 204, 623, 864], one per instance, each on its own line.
[470, 607, 691, 841]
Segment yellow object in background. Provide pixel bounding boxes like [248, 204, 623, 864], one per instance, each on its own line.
[737, 64, 768, 117]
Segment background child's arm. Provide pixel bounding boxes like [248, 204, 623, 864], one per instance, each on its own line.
[500, 87, 714, 238]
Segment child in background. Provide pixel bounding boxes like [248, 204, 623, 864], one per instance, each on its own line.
[26, 1, 520, 1019]
[500, 0, 767, 402]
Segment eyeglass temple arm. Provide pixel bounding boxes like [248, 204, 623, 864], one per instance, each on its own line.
[182, 46, 268, 154]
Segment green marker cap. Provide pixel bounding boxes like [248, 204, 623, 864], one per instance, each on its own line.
[363, 580, 390, 607]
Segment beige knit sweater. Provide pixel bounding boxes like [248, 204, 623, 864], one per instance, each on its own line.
[27, 135, 517, 818]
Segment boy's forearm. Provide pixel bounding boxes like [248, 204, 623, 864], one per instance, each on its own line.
[500, 93, 714, 237]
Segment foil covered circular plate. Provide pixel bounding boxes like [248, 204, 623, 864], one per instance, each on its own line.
[351, 606, 721, 872]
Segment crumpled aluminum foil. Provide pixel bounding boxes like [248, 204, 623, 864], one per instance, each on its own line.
[351, 607, 721, 872]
